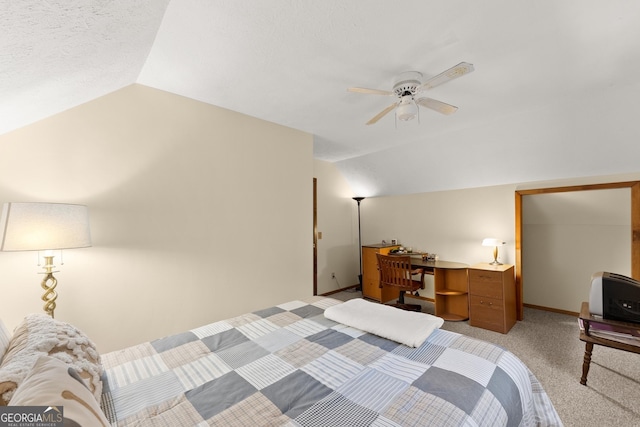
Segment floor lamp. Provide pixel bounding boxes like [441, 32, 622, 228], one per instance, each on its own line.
[0, 202, 92, 318]
[353, 197, 365, 290]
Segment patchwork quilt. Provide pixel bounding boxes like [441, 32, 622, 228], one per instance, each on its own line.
[100, 297, 562, 426]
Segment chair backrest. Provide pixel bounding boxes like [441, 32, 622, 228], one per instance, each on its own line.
[376, 253, 415, 290]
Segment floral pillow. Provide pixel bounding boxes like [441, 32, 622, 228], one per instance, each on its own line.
[0, 314, 103, 405]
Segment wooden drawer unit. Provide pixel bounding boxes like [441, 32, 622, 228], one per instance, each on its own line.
[468, 269, 504, 299]
[469, 295, 506, 332]
[361, 244, 400, 303]
[468, 263, 516, 333]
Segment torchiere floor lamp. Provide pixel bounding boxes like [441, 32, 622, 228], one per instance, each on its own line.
[353, 197, 365, 290]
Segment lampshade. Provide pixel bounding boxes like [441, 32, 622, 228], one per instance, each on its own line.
[396, 96, 418, 121]
[0, 202, 91, 251]
[482, 238, 505, 247]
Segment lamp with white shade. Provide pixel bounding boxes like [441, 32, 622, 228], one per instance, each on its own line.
[0, 202, 91, 317]
[396, 96, 419, 122]
[482, 238, 505, 265]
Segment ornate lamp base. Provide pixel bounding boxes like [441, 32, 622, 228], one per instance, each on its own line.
[40, 255, 58, 318]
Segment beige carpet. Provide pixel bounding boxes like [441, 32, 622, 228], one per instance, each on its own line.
[329, 290, 640, 426]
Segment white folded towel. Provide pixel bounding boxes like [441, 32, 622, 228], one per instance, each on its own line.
[324, 298, 444, 348]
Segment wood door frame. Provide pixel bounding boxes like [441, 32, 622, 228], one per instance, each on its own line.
[514, 181, 640, 320]
[313, 178, 318, 296]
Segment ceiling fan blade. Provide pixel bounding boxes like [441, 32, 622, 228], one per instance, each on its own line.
[366, 102, 398, 125]
[348, 87, 394, 96]
[416, 97, 458, 115]
[417, 62, 474, 92]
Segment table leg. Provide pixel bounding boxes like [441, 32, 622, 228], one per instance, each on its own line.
[580, 342, 594, 385]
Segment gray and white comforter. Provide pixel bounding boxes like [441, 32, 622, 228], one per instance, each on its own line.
[100, 296, 562, 426]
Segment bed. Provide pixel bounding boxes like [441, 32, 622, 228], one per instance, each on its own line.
[0, 296, 563, 426]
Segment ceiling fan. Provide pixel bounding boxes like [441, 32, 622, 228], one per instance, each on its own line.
[347, 62, 474, 125]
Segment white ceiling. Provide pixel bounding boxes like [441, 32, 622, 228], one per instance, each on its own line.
[3, 1, 640, 196]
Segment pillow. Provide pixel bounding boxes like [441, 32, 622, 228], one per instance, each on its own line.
[9, 355, 109, 427]
[0, 313, 103, 405]
[0, 319, 11, 365]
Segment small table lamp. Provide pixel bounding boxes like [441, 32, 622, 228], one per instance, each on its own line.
[482, 238, 505, 265]
[0, 203, 91, 317]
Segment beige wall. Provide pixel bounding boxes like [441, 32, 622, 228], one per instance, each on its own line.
[0, 84, 314, 352]
[313, 160, 360, 294]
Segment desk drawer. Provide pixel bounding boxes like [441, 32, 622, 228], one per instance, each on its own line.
[469, 295, 505, 332]
[469, 270, 503, 299]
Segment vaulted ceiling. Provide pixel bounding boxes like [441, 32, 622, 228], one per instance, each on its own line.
[3, 1, 640, 196]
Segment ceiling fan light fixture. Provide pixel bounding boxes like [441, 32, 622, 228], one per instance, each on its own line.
[396, 96, 418, 121]
[348, 62, 474, 126]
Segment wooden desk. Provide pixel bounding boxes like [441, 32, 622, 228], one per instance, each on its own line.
[405, 258, 468, 273]
[363, 247, 468, 319]
[578, 301, 640, 385]
[402, 257, 469, 321]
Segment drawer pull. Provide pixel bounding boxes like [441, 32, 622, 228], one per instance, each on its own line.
[480, 300, 493, 306]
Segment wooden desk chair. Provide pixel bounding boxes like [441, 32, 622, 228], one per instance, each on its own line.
[376, 253, 425, 312]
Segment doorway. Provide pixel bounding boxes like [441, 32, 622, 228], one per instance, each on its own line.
[514, 181, 640, 319]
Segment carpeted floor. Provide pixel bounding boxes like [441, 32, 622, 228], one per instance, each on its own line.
[329, 290, 640, 426]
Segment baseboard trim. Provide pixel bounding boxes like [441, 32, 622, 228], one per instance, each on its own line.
[523, 303, 578, 317]
[320, 285, 358, 296]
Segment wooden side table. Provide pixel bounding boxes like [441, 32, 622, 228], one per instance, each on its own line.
[578, 301, 640, 385]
